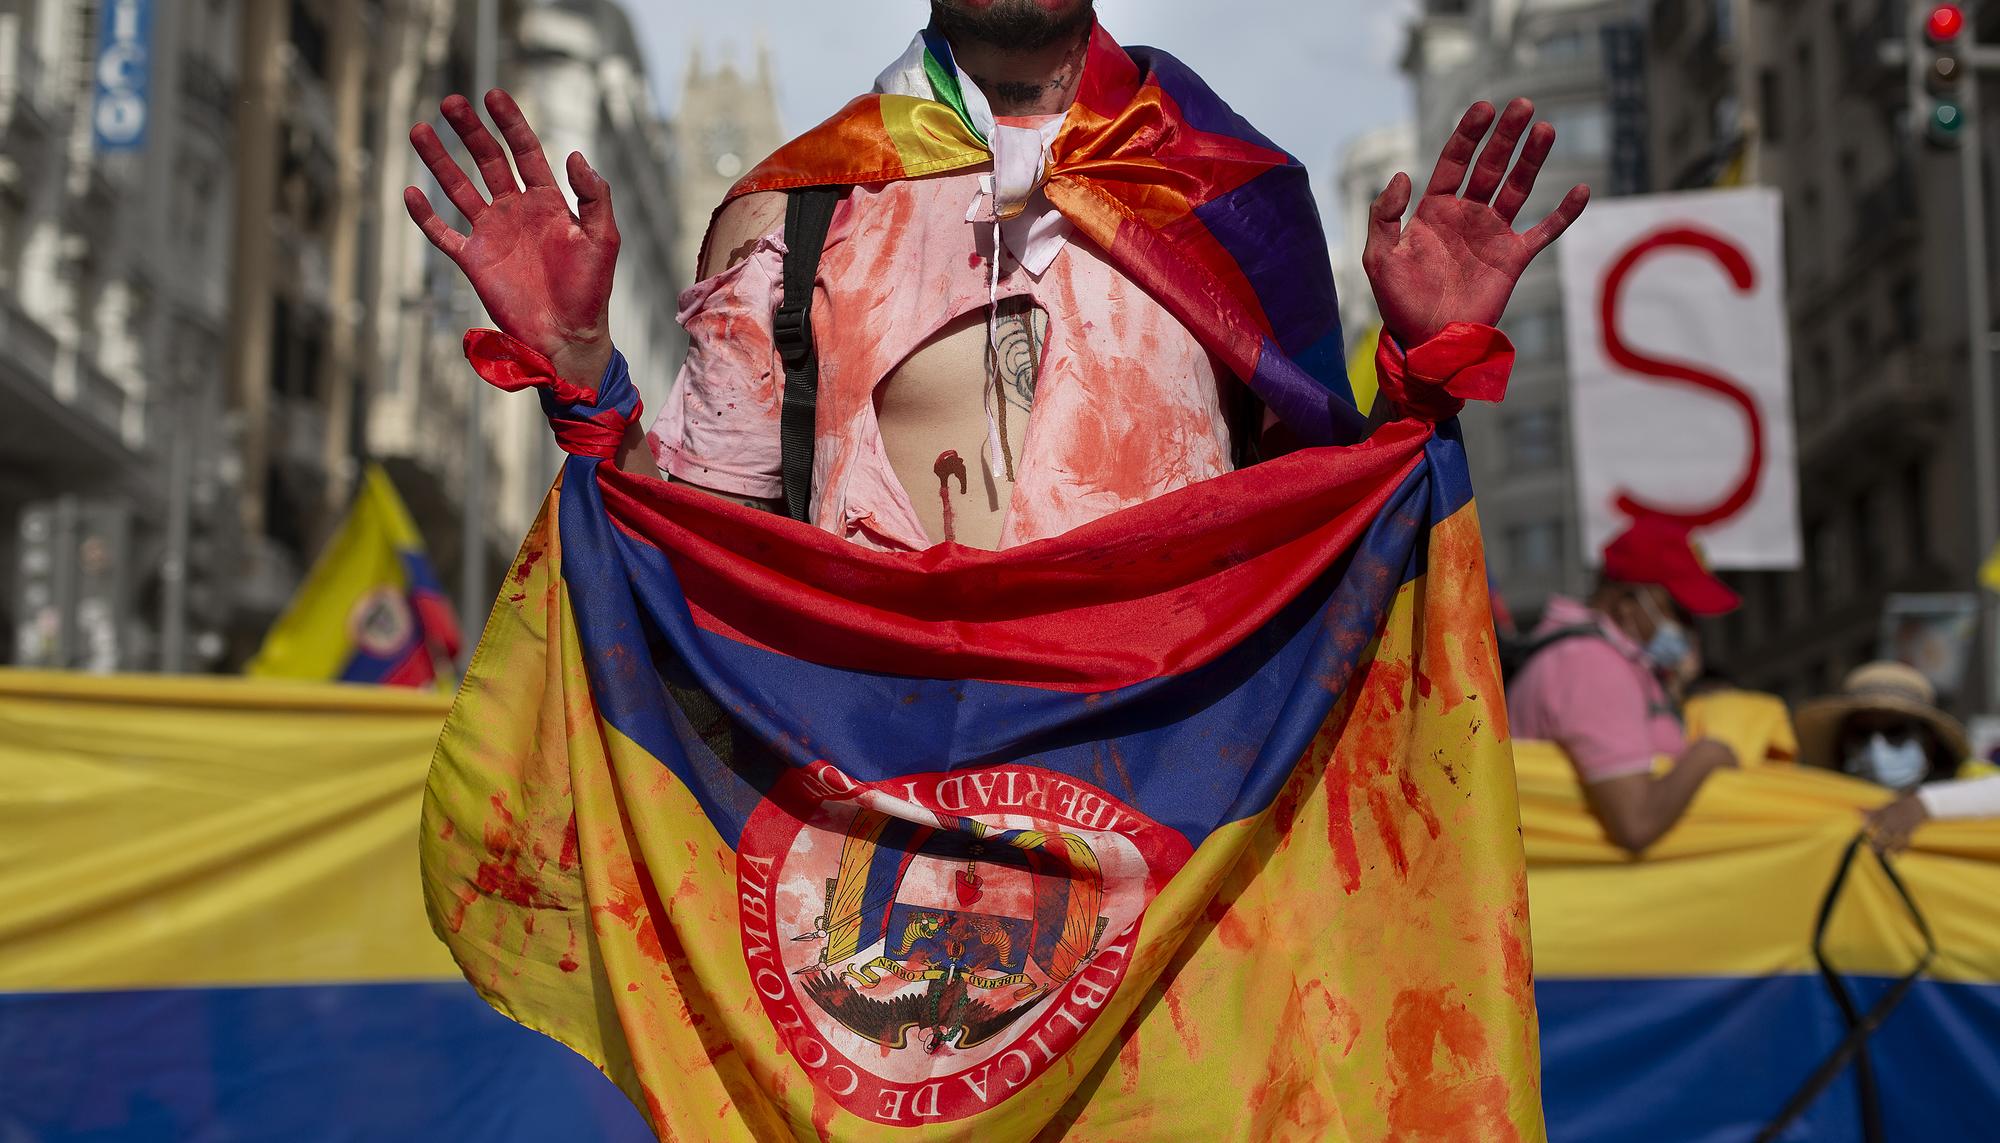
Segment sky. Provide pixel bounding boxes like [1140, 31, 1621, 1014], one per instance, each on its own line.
[626, 0, 1420, 259]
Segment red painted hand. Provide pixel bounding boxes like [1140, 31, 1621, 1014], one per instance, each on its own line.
[1364, 99, 1590, 348]
[405, 90, 619, 390]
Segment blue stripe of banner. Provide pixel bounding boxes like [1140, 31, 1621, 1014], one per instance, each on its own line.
[0, 982, 649, 1142]
[1538, 975, 2000, 1142]
[10, 973, 1994, 1139]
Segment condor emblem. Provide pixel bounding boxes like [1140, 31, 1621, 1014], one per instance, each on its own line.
[736, 760, 1190, 1125]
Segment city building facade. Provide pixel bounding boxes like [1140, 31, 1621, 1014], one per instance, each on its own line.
[1647, 0, 1992, 710]
[1403, 0, 1644, 622]
[1, 0, 685, 674]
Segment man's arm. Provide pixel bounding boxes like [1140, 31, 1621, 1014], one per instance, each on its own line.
[1531, 637, 1735, 855]
[621, 190, 791, 510]
[1583, 739, 1738, 855]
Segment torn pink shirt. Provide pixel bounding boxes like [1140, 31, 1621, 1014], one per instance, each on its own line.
[648, 166, 1236, 553]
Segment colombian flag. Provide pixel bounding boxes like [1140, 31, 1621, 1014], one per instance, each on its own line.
[422, 395, 1537, 1137]
[249, 464, 461, 688]
[423, 21, 1536, 1140]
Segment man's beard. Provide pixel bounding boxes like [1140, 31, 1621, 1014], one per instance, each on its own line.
[929, 1, 1095, 52]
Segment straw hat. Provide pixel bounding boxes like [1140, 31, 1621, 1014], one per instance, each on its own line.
[1795, 661, 1969, 772]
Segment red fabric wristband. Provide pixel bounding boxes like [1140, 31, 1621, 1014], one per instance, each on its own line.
[462, 329, 641, 461]
[1373, 322, 1516, 423]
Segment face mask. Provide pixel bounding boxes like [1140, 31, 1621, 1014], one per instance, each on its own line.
[1847, 733, 1929, 789]
[1634, 592, 1693, 673]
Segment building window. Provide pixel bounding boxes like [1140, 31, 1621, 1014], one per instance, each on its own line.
[1508, 520, 1565, 575]
[1505, 408, 1563, 473]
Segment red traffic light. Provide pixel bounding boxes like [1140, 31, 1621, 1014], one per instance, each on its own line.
[1929, 3, 1967, 43]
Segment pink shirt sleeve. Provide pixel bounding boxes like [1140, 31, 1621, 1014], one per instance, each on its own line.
[1520, 639, 1663, 783]
[647, 232, 788, 500]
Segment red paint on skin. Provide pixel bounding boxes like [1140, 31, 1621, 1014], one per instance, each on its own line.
[933, 449, 968, 543]
[1415, 668, 1434, 698]
[437, 819, 454, 841]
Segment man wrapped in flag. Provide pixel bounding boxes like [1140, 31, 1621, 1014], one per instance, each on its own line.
[407, 3, 1588, 1137]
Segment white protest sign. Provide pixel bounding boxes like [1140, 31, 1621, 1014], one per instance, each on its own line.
[1557, 187, 1800, 568]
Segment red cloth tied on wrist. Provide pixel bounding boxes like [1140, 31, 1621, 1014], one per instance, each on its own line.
[462, 329, 640, 461]
[1373, 322, 1515, 423]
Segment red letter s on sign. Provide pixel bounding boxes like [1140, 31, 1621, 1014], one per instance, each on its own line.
[1597, 227, 1765, 527]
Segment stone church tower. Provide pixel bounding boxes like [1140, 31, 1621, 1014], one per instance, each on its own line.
[672, 44, 784, 282]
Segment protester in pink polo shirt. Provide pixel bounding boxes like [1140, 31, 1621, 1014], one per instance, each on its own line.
[1508, 517, 1742, 854]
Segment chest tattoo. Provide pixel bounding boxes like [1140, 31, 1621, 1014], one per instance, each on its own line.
[991, 298, 1049, 417]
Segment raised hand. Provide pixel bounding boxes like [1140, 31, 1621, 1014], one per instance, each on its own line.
[405, 90, 620, 389]
[1364, 98, 1590, 348]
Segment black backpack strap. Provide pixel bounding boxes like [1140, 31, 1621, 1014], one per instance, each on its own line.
[1500, 623, 1609, 681]
[775, 188, 841, 522]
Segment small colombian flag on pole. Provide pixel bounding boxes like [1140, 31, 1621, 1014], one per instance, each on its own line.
[248, 464, 462, 688]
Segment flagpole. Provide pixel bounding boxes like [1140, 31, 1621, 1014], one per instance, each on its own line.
[459, 0, 498, 667]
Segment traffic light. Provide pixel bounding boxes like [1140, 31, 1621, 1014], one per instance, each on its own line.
[1922, 4, 1970, 146]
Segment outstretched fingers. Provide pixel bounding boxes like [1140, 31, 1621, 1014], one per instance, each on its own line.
[410, 122, 486, 222]
[442, 94, 521, 202]
[486, 89, 557, 189]
[1524, 184, 1592, 254]
[567, 152, 620, 245]
[1492, 122, 1556, 225]
[1424, 102, 1498, 198]
[1463, 98, 1534, 204]
[1365, 171, 1411, 268]
[404, 186, 467, 261]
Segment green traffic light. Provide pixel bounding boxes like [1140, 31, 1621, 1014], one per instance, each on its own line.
[1934, 101, 1966, 136]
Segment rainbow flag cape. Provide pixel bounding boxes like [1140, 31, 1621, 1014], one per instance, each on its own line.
[249, 464, 460, 688]
[424, 23, 1539, 1140]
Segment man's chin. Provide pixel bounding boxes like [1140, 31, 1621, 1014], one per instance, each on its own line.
[929, 0, 1096, 52]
